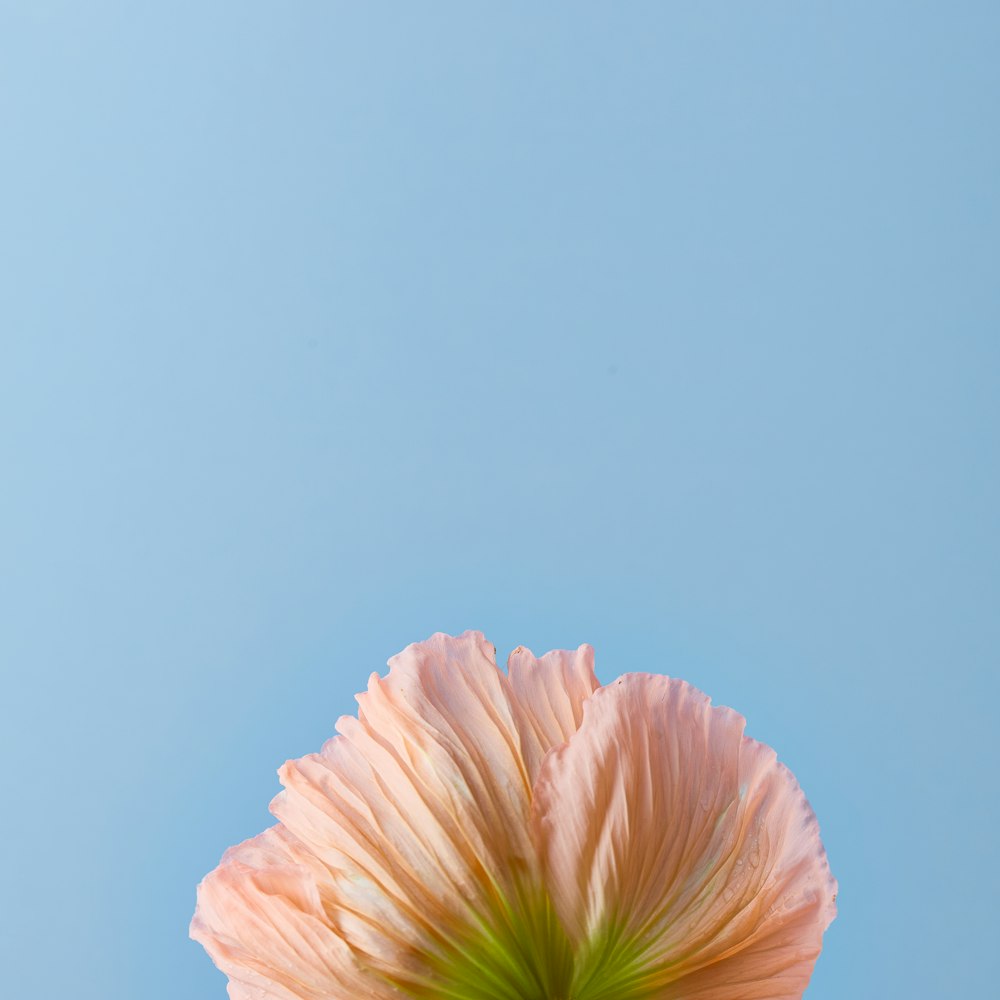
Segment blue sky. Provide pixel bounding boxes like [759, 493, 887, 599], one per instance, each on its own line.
[1, 3, 998, 998]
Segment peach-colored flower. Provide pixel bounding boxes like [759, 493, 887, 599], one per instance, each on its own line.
[192, 631, 836, 1000]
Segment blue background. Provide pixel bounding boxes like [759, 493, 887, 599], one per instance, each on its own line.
[2, 4, 997, 998]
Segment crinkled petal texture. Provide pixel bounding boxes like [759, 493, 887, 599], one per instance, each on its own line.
[192, 633, 835, 1000]
[534, 674, 837, 1000]
[192, 632, 599, 999]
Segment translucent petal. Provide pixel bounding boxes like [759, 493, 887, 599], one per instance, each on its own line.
[506, 643, 599, 781]
[194, 632, 584, 998]
[533, 673, 837, 1000]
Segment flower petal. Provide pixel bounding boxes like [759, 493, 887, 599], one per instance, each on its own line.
[533, 674, 837, 1000]
[268, 631, 558, 995]
[506, 643, 600, 781]
[190, 825, 392, 1000]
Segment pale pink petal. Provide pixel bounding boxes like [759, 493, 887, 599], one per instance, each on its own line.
[506, 643, 600, 781]
[267, 631, 545, 989]
[190, 825, 392, 1000]
[533, 673, 837, 998]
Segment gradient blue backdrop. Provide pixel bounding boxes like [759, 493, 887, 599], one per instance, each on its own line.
[2, 3, 997, 998]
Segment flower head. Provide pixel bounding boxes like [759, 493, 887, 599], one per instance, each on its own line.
[192, 631, 836, 1000]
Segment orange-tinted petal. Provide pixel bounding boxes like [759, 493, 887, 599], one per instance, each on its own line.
[267, 631, 550, 992]
[533, 673, 836, 1000]
[191, 825, 392, 1000]
[506, 643, 600, 781]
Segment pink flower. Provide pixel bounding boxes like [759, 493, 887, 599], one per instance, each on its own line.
[192, 631, 836, 999]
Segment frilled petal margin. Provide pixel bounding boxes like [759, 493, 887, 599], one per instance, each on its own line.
[192, 632, 835, 1000]
[533, 674, 837, 1000]
[192, 632, 599, 999]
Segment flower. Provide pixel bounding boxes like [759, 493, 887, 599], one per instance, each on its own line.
[192, 631, 836, 1000]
